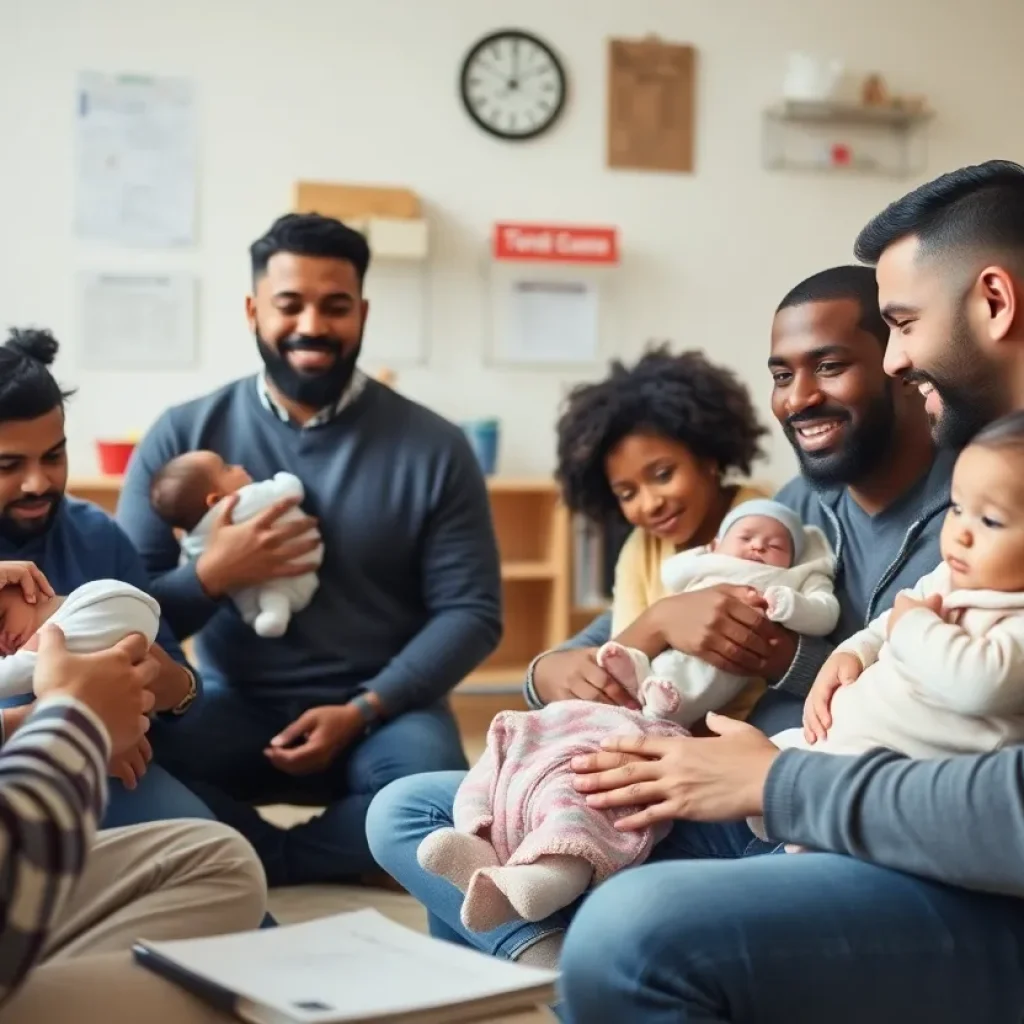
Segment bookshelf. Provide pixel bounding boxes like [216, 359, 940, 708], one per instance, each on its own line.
[460, 479, 571, 694]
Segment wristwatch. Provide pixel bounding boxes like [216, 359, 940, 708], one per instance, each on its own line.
[351, 693, 382, 734]
[171, 668, 198, 716]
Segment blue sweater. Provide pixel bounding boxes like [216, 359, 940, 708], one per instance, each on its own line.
[0, 498, 195, 693]
[116, 376, 502, 713]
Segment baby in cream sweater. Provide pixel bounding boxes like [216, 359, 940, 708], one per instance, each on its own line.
[750, 411, 1024, 841]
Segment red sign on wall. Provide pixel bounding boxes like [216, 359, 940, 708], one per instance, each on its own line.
[493, 222, 620, 264]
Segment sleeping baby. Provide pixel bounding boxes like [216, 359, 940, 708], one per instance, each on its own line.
[599, 499, 840, 727]
[150, 451, 324, 639]
[0, 578, 160, 697]
[417, 500, 839, 933]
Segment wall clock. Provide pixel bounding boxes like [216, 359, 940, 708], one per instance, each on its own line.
[459, 29, 567, 141]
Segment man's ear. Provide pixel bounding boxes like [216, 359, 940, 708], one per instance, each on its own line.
[975, 265, 1018, 345]
[245, 293, 258, 332]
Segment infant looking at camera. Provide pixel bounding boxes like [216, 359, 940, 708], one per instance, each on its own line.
[150, 451, 323, 639]
[0, 578, 160, 698]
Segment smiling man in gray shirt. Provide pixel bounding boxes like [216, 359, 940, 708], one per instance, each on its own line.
[558, 161, 1024, 1024]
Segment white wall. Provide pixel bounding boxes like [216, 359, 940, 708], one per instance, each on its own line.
[2, 0, 1023, 483]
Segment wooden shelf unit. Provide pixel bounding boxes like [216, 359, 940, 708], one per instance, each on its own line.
[66, 475, 572, 696]
[461, 479, 571, 694]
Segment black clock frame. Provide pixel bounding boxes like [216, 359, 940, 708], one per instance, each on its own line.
[458, 28, 567, 141]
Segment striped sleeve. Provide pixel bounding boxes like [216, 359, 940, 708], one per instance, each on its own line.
[0, 698, 110, 1006]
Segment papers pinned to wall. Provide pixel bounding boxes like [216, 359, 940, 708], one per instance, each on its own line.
[78, 271, 197, 370]
[75, 72, 198, 247]
[496, 279, 600, 366]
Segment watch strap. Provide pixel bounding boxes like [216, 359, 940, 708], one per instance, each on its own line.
[351, 693, 381, 732]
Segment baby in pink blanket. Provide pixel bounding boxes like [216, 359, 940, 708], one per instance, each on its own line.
[418, 501, 838, 934]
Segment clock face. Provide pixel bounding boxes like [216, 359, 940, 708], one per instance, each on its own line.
[460, 30, 567, 141]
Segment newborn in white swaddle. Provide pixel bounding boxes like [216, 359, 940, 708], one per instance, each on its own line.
[149, 451, 323, 639]
[0, 578, 160, 697]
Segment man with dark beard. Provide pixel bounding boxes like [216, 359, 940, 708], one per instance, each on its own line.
[768, 265, 954, 695]
[0, 328, 210, 828]
[117, 212, 501, 887]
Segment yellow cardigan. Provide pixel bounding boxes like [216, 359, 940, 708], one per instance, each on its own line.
[609, 483, 770, 721]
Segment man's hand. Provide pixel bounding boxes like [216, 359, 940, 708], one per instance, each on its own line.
[620, 585, 784, 676]
[145, 643, 192, 712]
[0, 561, 55, 605]
[32, 627, 157, 753]
[109, 736, 152, 790]
[803, 652, 862, 743]
[0, 704, 33, 741]
[264, 704, 365, 776]
[533, 648, 640, 709]
[195, 495, 321, 598]
[571, 714, 780, 829]
[888, 592, 943, 637]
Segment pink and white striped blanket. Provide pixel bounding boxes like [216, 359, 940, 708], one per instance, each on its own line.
[453, 700, 689, 882]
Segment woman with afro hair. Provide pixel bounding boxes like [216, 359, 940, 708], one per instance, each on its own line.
[553, 344, 772, 720]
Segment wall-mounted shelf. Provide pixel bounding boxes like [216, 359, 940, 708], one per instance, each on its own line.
[762, 100, 934, 178]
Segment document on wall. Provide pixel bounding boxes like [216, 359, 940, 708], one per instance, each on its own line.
[497, 279, 600, 366]
[74, 71, 198, 247]
[78, 271, 197, 370]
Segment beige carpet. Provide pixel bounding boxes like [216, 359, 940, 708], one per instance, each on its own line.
[261, 803, 427, 931]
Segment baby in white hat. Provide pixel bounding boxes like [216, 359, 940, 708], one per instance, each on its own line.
[599, 499, 840, 728]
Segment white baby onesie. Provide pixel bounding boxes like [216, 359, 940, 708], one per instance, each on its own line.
[612, 526, 839, 729]
[181, 472, 324, 638]
[0, 579, 161, 699]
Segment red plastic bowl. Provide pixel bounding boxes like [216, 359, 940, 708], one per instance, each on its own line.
[96, 440, 137, 476]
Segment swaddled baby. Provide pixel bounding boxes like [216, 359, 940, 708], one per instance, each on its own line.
[599, 499, 840, 728]
[150, 451, 323, 638]
[417, 501, 838, 935]
[0, 578, 160, 697]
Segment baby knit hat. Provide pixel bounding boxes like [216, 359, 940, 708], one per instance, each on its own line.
[716, 499, 806, 562]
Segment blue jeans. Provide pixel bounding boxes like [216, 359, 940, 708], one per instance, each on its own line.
[366, 689, 1024, 1021]
[151, 683, 467, 886]
[559, 854, 1024, 1022]
[365, 771, 766, 958]
[104, 763, 216, 828]
[0, 694, 215, 830]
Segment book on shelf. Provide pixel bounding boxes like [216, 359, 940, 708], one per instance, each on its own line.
[572, 514, 606, 608]
[132, 908, 556, 1024]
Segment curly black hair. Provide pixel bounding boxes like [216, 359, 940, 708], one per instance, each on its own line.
[555, 344, 767, 522]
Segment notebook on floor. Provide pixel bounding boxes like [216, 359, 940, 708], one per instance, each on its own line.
[132, 908, 557, 1024]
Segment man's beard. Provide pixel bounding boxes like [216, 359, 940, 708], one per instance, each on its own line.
[784, 389, 896, 488]
[256, 329, 361, 410]
[0, 493, 62, 544]
[903, 306, 1008, 450]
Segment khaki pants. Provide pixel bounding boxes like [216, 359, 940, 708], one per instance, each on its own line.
[0, 819, 267, 1024]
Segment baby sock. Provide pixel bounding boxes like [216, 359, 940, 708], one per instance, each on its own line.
[596, 641, 650, 695]
[639, 676, 682, 717]
[462, 855, 593, 933]
[417, 828, 499, 893]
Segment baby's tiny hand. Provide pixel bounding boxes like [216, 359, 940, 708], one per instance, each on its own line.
[888, 592, 944, 637]
[762, 586, 791, 622]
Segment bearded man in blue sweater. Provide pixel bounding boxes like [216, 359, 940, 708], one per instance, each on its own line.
[118, 212, 502, 887]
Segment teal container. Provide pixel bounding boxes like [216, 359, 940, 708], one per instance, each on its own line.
[461, 418, 500, 476]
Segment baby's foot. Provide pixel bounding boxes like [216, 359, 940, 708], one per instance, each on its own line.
[597, 641, 646, 694]
[417, 828, 499, 893]
[640, 676, 681, 718]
